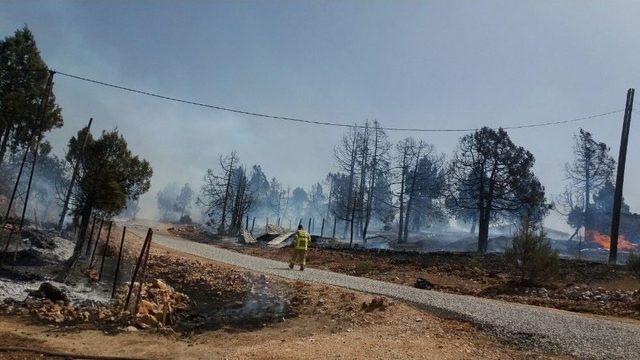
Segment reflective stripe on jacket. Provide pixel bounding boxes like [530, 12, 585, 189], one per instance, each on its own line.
[293, 230, 311, 250]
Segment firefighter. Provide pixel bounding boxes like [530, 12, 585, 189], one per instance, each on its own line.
[289, 224, 310, 271]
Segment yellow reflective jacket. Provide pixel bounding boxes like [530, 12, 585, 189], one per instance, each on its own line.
[293, 229, 311, 250]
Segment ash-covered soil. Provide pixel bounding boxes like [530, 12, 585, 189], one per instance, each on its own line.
[0, 241, 567, 359]
[167, 225, 640, 321]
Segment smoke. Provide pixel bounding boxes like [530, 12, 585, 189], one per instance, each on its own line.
[4, 2, 640, 237]
[0, 150, 67, 227]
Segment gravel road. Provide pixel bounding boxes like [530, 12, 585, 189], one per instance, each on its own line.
[132, 227, 640, 359]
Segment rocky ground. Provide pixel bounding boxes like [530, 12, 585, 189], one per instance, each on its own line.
[147, 227, 640, 359]
[168, 225, 640, 321]
[0, 224, 565, 359]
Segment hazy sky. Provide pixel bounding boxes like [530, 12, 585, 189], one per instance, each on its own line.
[2, 1, 640, 230]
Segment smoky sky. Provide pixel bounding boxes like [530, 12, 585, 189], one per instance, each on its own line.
[2, 1, 640, 230]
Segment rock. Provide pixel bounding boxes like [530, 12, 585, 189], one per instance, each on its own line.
[124, 325, 138, 332]
[414, 278, 434, 290]
[151, 279, 167, 290]
[27, 283, 69, 303]
[138, 299, 158, 315]
[362, 296, 389, 312]
[135, 314, 159, 329]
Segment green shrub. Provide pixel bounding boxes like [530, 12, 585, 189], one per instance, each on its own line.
[627, 252, 640, 278]
[355, 260, 372, 275]
[505, 228, 559, 286]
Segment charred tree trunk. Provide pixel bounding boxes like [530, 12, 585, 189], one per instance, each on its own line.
[470, 215, 478, 234]
[343, 138, 358, 239]
[362, 125, 380, 243]
[583, 159, 592, 242]
[0, 126, 11, 168]
[403, 146, 422, 243]
[397, 148, 408, 243]
[326, 177, 334, 220]
[230, 178, 246, 235]
[478, 206, 490, 254]
[357, 124, 369, 239]
[349, 198, 356, 247]
[218, 155, 236, 235]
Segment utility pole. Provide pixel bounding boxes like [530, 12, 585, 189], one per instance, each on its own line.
[15, 71, 55, 235]
[17, 139, 42, 233]
[58, 117, 93, 230]
[609, 88, 634, 264]
[3, 147, 30, 223]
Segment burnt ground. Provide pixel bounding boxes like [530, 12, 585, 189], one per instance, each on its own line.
[0, 224, 565, 359]
[168, 226, 640, 321]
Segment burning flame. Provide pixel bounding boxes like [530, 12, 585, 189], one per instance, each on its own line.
[587, 230, 638, 251]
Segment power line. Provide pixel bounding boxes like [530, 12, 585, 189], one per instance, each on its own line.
[52, 70, 624, 133]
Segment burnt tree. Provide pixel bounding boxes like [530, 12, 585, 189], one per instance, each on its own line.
[199, 152, 253, 235]
[448, 127, 545, 254]
[565, 129, 615, 241]
[362, 121, 390, 242]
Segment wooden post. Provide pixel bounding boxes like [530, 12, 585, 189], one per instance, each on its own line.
[58, 118, 93, 230]
[245, 215, 249, 230]
[97, 221, 113, 281]
[133, 229, 153, 315]
[111, 226, 127, 298]
[125, 228, 151, 308]
[308, 218, 312, 233]
[332, 217, 337, 238]
[89, 219, 104, 264]
[609, 88, 634, 264]
[251, 217, 255, 233]
[298, 218, 302, 227]
[265, 217, 269, 232]
[3, 148, 30, 224]
[320, 218, 325, 237]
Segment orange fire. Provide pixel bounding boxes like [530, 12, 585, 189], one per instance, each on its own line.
[587, 230, 638, 251]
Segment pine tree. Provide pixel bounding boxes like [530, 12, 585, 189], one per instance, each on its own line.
[565, 129, 615, 240]
[0, 26, 63, 167]
[448, 127, 546, 254]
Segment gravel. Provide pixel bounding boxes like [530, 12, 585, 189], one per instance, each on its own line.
[138, 228, 640, 360]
